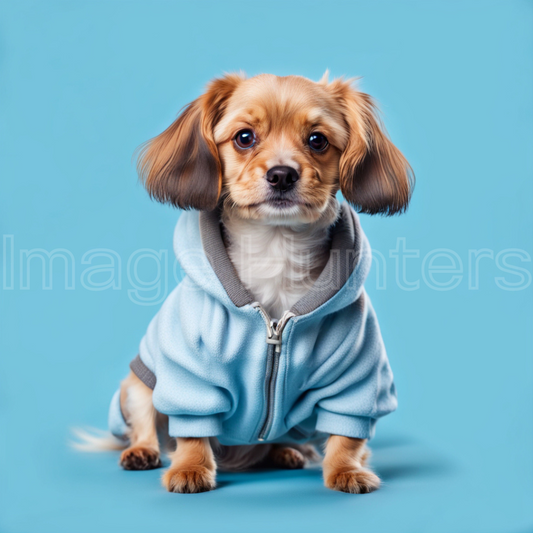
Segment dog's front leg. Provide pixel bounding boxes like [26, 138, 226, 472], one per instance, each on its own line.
[323, 435, 380, 494]
[162, 437, 217, 494]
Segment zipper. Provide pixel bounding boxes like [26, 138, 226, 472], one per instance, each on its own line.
[252, 302, 295, 441]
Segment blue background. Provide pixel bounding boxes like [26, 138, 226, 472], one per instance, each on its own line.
[1, 1, 532, 532]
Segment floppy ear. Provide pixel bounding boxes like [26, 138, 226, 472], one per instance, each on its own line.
[137, 74, 243, 210]
[329, 80, 414, 215]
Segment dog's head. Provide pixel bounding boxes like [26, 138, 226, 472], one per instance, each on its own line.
[138, 73, 413, 224]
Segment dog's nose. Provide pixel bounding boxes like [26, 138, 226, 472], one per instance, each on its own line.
[266, 166, 299, 192]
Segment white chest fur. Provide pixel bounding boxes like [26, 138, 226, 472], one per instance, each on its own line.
[222, 215, 332, 319]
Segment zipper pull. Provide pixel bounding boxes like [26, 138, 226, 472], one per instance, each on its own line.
[266, 320, 282, 352]
[273, 311, 295, 352]
[252, 302, 295, 353]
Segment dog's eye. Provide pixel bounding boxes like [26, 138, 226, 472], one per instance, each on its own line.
[308, 132, 328, 153]
[234, 129, 256, 149]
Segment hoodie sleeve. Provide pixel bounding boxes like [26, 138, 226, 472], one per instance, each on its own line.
[314, 293, 397, 440]
[153, 363, 232, 438]
[135, 284, 234, 439]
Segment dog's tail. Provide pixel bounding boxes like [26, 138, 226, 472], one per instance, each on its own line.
[70, 427, 128, 452]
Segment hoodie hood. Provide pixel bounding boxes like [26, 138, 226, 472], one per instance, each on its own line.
[175, 201, 371, 317]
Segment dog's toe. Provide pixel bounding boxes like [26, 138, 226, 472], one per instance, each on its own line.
[120, 446, 162, 471]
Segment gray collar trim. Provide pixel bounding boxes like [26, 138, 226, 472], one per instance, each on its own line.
[199, 202, 360, 316]
[290, 203, 360, 315]
[200, 209, 255, 307]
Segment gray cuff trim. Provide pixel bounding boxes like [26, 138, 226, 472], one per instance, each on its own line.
[130, 355, 156, 390]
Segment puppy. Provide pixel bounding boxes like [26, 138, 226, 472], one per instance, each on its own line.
[78, 72, 413, 494]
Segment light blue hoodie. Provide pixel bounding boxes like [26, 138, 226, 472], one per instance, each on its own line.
[109, 202, 397, 446]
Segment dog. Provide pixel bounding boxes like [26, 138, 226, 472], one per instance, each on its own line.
[76, 72, 413, 494]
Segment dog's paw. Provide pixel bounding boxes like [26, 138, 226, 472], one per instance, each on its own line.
[270, 447, 306, 469]
[162, 466, 216, 494]
[324, 468, 380, 494]
[120, 446, 162, 470]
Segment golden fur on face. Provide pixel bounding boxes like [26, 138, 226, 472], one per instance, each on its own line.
[138, 72, 413, 222]
[214, 74, 349, 224]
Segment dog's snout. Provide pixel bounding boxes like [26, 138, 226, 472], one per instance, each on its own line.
[266, 166, 299, 192]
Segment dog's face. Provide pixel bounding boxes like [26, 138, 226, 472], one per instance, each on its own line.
[213, 75, 348, 225]
[138, 73, 413, 224]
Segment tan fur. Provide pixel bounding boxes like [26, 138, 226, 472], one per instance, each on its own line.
[138, 72, 413, 220]
[330, 80, 414, 215]
[323, 435, 380, 494]
[137, 74, 243, 210]
[215, 74, 347, 225]
[78, 72, 413, 494]
[163, 438, 217, 493]
[118, 371, 162, 470]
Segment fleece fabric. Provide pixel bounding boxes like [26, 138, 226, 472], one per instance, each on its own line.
[109, 202, 397, 445]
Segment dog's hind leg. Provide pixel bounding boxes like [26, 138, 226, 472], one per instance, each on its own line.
[268, 443, 320, 470]
[269, 446, 306, 469]
[119, 371, 162, 470]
